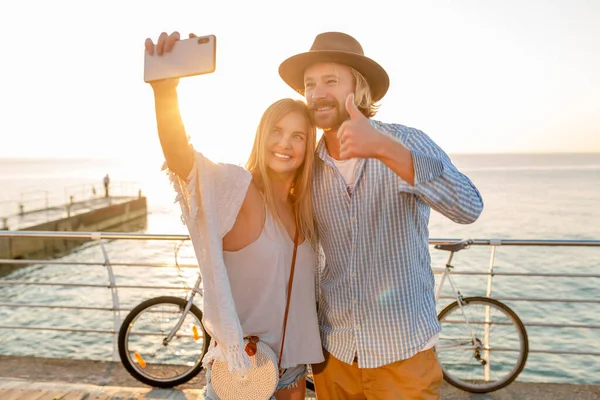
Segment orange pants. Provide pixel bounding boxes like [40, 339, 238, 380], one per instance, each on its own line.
[311, 348, 443, 400]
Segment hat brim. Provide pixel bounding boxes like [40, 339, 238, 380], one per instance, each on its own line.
[279, 50, 389, 102]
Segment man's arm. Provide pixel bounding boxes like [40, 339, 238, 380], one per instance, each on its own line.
[337, 93, 483, 224]
[377, 126, 483, 224]
[376, 134, 416, 185]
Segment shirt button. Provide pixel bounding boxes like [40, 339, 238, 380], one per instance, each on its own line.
[350, 217, 357, 222]
[353, 299, 358, 304]
[351, 272, 356, 277]
[355, 325, 360, 331]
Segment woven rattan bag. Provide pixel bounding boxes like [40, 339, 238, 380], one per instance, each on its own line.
[211, 338, 279, 399]
[210, 229, 300, 400]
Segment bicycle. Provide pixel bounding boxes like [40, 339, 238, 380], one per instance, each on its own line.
[118, 270, 211, 388]
[434, 239, 529, 393]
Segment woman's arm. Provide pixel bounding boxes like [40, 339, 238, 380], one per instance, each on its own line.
[147, 32, 265, 248]
[152, 83, 194, 180]
[146, 31, 193, 180]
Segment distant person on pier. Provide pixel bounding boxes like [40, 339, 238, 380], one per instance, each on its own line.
[145, 31, 323, 399]
[103, 174, 110, 198]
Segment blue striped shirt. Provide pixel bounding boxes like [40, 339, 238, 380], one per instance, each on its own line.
[313, 120, 484, 368]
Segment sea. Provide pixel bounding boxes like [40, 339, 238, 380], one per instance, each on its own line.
[0, 153, 599, 385]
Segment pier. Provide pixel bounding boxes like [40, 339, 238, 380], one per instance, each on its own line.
[0, 183, 147, 273]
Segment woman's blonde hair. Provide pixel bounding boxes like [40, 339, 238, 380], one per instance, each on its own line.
[245, 98, 317, 245]
[349, 67, 380, 118]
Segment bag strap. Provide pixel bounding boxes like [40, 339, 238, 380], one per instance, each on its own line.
[278, 226, 300, 371]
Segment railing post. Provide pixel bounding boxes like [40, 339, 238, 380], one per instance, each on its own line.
[486, 242, 499, 298]
[484, 239, 501, 382]
[95, 234, 122, 361]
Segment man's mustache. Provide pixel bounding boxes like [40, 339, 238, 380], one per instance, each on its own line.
[308, 100, 338, 111]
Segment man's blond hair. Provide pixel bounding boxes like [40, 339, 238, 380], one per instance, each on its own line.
[349, 67, 380, 118]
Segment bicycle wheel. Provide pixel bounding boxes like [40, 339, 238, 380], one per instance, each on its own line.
[436, 296, 528, 393]
[118, 296, 210, 388]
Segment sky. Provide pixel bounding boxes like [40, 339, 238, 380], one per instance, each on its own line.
[1, 0, 599, 165]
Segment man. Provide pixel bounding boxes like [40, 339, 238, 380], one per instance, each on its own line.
[279, 32, 484, 399]
[103, 174, 110, 198]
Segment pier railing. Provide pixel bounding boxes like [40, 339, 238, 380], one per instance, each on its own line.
[0, 231, 598, 381]
[0, 182, 143, 224]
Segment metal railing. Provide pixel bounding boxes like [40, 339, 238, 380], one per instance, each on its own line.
[0, 182, 143, 224]
[0, 231, 598, 364]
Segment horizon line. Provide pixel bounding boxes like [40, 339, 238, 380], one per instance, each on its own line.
[1, 150, 600, 161]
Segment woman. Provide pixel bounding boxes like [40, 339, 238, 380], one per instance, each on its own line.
[145, 31, 323, 400]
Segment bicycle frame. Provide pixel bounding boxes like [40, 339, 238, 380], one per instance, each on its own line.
[163, 274, 204, 344]
[434, 249, 493, 380]
[434, 250, 461, 303]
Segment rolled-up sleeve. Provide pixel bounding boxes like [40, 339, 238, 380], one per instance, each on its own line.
[406, 129, 484, 224]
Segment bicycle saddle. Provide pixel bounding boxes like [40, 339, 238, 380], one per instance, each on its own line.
[434, 239, 474, 252]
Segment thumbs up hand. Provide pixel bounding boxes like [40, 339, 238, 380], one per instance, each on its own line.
[338, 93, 385, 160]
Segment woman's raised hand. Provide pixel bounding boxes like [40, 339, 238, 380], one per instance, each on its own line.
[144, 31, 198, 92]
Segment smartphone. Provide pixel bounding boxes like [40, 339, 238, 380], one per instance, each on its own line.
[144, 34, 216, 82]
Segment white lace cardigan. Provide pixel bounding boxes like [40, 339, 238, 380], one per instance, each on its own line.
[164, 149, 253, 375]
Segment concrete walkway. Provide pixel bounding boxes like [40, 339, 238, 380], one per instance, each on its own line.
[0, 355, 599, 399]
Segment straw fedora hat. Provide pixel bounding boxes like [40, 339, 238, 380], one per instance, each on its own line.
[279, 32, 390, 102]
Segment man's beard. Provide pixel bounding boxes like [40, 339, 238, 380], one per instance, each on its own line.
[308, 99, 349, 131]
